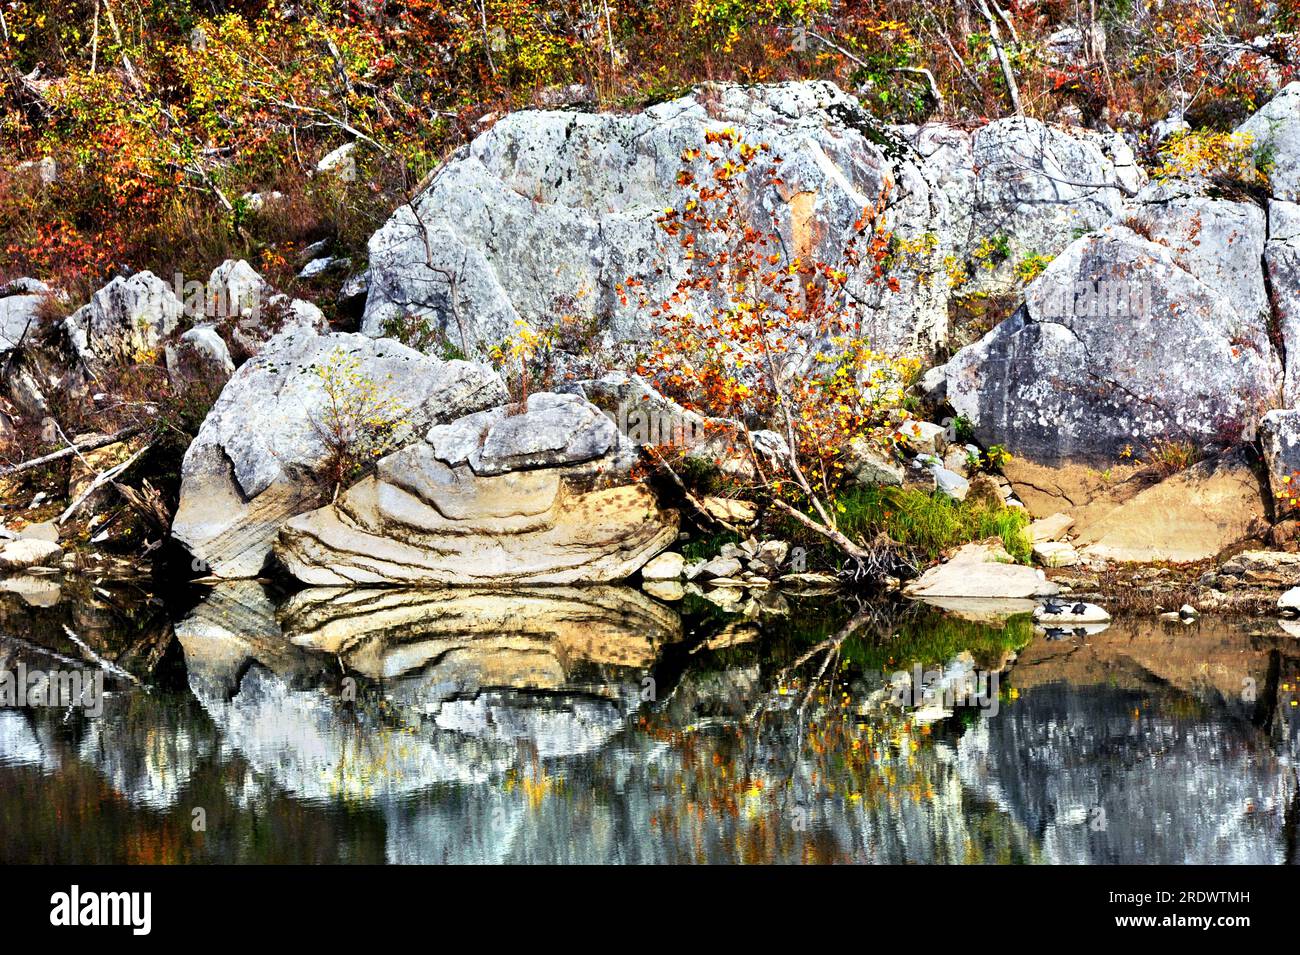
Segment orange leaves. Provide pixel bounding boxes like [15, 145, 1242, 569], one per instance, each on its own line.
[629, 126, 914, 509]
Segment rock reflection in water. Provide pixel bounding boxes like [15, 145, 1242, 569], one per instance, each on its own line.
[962, 617, 1299, 864]
[1, 584, 1298, 864]
[176, 583, 681, 803]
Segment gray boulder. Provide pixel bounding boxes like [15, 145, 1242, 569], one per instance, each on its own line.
[946, 117, 1139, 297]
[846, 437, 904, 486]
[1238, 81, 1300, 202]
[363, 82, 952, 359]
[165, 324, 236, 388]
[428, 392, 617, 475]
[1267, 200, 1300, 403]
[63, 271, 182, 372]
[365, 84, 1146, 365]
[1260, 409, 1300, 513]
[944, 223, 1280, 464]
[171, 328, 507, 577]
[1120, 180, 1270, 325]
[205, 259, 327, 356]
[0, 282, 47, 355]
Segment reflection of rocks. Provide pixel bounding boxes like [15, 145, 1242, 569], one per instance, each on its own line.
[173, 580, 328, 699]
[12, 581, 1300, 863]
[281, 585, 680, 675]
[0, 710, 59, 772]
[963, 618, 1300, 863]
[0, 574, 61, 607]
[173, 584, 681, 802]
[282, 586, 680, 757]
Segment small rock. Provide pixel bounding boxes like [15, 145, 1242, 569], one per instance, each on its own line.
[316, 142, 357, 181]
[752, 539, 789, 572]
[641, 579, 684, 602]
[298, 257, 344, 279]
[241, 190, 285, 211]
[942, 447, 971, 478]
[698, 556, 743, 579]
[641, 551, 685, 581]
[892, 418, 948, 456]
[931, 464, 970, 501]
[779, 572, 841, 591]
[17, 521, 59, 543]
[1029, 512, 1075, 543]
[846, 437, 904, 486]
[301, 239, 331, 261]
[338, 270, 370, 317]
[1279, 586, 1300, 616]
[700, 496, 757, 526]
[1033, 540, 1080, 568]
[965, 473, 1004, 508]
[0, 538, 62, 573]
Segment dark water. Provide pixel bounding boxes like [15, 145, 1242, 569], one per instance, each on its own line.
[0, 574, 1298, 864]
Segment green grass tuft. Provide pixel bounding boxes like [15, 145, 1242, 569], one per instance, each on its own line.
[830, 485, 1031, 564]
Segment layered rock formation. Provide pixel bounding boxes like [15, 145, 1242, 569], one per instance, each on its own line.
[171, 329, 507, 577]
[274, 392, 678, 584]
[281, 584, 682, 684]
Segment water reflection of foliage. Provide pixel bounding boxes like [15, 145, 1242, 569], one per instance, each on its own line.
[843, 609, 1034, 673]
[696, 596, 1034, 673]
[636, 604, 1037, 862]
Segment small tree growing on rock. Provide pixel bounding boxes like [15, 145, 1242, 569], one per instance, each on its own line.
[311, 346, 412, 498]
[629, 127, 918, 569]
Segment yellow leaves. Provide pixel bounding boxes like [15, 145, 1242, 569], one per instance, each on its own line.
[1154, 129, 1266, 187]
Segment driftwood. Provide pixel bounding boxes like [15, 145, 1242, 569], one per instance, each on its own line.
[58, 442, 151, 524]
[0, 425, 145, 478]
[114, 479, 171, 536]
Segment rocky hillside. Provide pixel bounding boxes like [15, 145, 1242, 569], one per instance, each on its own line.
[3, 72, 1300, 597]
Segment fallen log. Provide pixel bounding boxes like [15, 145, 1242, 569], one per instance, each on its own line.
[0, 425, 145, 478]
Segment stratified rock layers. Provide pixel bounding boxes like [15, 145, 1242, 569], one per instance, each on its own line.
[276, 393, 677, 584]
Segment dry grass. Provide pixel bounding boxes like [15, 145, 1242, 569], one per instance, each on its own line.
[1144, 438, 1200, 477]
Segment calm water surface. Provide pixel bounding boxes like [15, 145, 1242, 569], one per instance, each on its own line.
[0, 575, 1297, 863]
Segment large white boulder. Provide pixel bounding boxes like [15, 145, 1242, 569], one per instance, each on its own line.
[170, 328, 507, 577]
[943, 222, 1279, 465]
[362, 82, 1140, 363]
[1238, 81, 1300, 202]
